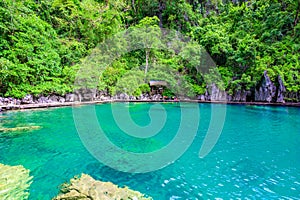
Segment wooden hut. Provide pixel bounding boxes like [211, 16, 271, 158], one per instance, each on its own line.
[149, 80, 167, 95]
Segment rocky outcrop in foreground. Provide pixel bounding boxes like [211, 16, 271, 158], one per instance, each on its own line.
[0, 163, 33, 200]
[53, 173, 152, 200]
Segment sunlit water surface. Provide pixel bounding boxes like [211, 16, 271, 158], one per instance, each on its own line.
[0, 103, 299, 199]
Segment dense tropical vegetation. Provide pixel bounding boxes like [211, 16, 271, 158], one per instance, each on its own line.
[0, 0, 299, 100]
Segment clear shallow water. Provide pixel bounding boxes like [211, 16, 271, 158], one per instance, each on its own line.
[0, 103, 299, 199]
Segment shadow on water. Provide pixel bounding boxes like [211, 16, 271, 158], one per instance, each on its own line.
[245, 105, 289, 114]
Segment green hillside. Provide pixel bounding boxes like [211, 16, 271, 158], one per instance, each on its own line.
[0, 0, 299, 101]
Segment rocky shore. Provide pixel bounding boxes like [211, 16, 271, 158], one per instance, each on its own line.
[1, 71, 299, 112]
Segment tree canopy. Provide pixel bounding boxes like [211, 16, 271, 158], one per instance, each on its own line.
[0, 0, 299, 100]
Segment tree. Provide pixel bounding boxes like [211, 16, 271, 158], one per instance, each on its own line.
[128, 16, 162, 77]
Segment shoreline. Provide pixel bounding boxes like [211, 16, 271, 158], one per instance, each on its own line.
[1, 100, 299, 112]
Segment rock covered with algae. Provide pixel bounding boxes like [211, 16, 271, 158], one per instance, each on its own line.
[0, 125, 41, 133]
[0, 163, 33, 200]
[53, 173, 152, 200]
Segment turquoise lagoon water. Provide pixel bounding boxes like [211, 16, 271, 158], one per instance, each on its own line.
[0, 103, 299, 199]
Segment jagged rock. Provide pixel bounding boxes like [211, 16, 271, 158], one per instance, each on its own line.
[255, 71, 277, 102]
[119, 93, 129, 100]
[198, 95, 205, 101]
[233, 90, 242, 101]
[53, 174, 152, 200]
[139, 94, 150, 101]
[21, 94, 34, 104]
[206, 83, 227, 101]
[204, 90, 211, 101]
[0, 97, 17, 105]
[100, 95, 111, 101]
[65, 93, 75, 102]
[15, 99, 21, 105]
[0, 163, 33, 200]
[285, 92, 300, 102]
[129, 95, 136, 100]
[37, 96, 49, 103]
[75, 89, 97, 102]
[227, 95, 232, 102]
[58, 97, 65, 103]
[48, 95, 60, 103]
[151, 94, 162, 101]
[232, 90, 251, 102]
[276, 75, 286, 103]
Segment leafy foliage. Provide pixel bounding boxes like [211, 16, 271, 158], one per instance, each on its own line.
[0, 0, 299, 98]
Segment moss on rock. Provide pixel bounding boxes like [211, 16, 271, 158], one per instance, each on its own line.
[0, 163, 33, 200]
[53, 173, 152, 200]
[0, 125, 41, 133]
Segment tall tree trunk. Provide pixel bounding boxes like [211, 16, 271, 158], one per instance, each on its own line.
[145, 49, 149, 76]
[200, 0, 205, 16]
[158, 0, 164, 28]
[294, 1, 300, 26]
[132, 0, 136, 14]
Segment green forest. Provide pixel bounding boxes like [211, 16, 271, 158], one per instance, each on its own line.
[0, 0, 299, 102]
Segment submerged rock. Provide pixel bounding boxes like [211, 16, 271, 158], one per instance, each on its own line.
[0, 163, 33, 200]
[0, 125, 41, 133]
[53, 173, 152, 200]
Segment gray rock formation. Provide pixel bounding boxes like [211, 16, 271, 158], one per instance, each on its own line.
[205, 83, 227, 101]
[285, 91, 300, 102]
[255, 71, 277, 102]
[151, 94, 162, 101]
[232, 89, 251, 102]
[198, 94, 205, 101]
[65, 93, 76, 102]
[21, 94, 34, 104]
[276, 75, 286, 103]
[74, 88, 97, 102]
[37, 96, 48, 103]
[204, 90, 211, 101]
[227, 94, 232, 102]
[48, 95, 60, 103]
